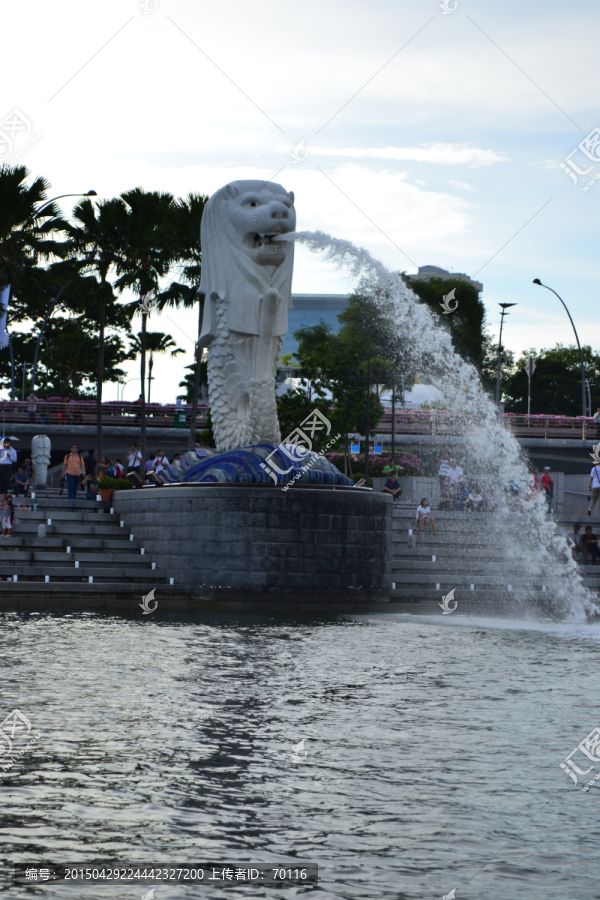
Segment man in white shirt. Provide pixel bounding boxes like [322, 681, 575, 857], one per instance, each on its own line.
[445, 459, 464, 485]
[147, 449, 170, 484]
[0, 439, 17, 495]
[588, 463, 600, 515]
[125, 443, 142, 477]
[444, 459, 464, 509]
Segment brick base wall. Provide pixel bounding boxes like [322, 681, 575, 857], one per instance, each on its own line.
[114, 485, 391, 604]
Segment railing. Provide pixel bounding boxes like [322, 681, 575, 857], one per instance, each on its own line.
[0, 401, 595, 440]
[378, 410, 597, 440]
[0, 400, 209, 430]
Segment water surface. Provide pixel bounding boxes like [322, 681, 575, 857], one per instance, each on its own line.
[1, 609, 599, 899]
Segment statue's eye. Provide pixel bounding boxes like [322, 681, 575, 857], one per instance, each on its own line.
[249, 200, 258, 207]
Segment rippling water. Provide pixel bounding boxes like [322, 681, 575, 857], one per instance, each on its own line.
[1, 609, 600, 899]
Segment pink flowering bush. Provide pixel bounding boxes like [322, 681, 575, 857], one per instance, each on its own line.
[327, 452, 424, 477]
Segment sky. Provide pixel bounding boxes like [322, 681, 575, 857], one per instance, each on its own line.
[3, 0, 599, 402]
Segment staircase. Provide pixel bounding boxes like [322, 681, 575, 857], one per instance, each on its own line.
[0, 492, 191, 607]
[390, 504, 600, 608]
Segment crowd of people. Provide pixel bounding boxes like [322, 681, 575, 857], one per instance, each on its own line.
[382, 451, 600, 567]
[436, 453, 493, 513]
[59, 443, 183, 500]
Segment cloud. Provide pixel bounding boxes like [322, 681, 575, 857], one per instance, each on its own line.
[530, 159, 559, 169]
[448, 179, 476, 192]
[311, 143, 510, 167]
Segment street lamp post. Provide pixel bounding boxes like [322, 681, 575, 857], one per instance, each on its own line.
[364, 358, 371, 485]
[533, 279, 587, 417]
[30, 191, 97, 223]
[495, 303, 517, 407]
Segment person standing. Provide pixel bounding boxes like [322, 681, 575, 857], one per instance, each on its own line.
[437, 452, 451, 498]
[540, 466, 553, 513]
[0, 439, 17, 495]
[1, 496, 14, 537]
[588, 462, 600, 516]
[61, 444, 85, 500]
[126, 443, 142, 479]
[147, 449, 169, 484]
[27, 392, 37, 423]
[84, 449, 97, 476]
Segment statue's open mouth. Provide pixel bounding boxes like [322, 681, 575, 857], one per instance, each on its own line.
[244, 232, 289, 266]
[244, 232, 283, 249]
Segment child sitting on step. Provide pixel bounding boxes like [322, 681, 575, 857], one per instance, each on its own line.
[416, 497, 437, 536]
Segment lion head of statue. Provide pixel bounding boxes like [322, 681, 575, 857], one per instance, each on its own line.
[199, 180, 296, 342]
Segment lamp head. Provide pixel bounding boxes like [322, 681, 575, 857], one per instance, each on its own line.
[86, 190, 97, 196]
[533, 278, 542, 285]
[499, 303, 517, 310]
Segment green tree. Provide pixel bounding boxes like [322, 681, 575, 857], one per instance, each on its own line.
[403, 274, 486, 368]
[0, 165, 65, 397]
[279, 289, 394, 448]
[178, 359, 208, 403]
[480, 333, 515, 399]
[156, 192, 208, 448]
[64, 197, 131, 456]
[129, 331, 185, 402]
[504, 344, 600, 415]
[110, 188, 179, 465]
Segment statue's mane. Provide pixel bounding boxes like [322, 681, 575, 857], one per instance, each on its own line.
[199, 180, 295, 342]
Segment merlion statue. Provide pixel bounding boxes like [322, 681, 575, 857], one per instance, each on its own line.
[198, 179, 296, 451]
[31, 434, 51, 487]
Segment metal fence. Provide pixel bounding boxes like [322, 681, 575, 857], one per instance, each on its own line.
[0, 401, 209, 430]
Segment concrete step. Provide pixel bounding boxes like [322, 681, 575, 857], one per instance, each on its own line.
[15, 510, 117, 523]
[13, 523, 136, 537]
[390, 573, 553, 587]
[389, 587, 557, 601]
[30, 551, 155, 564]
[27, 497, 112, 510]
[392, 546, 529, 560]
[0, 566, 165, 581]
[392, 559, 534, 574]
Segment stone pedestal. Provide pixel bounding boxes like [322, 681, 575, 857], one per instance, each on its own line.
[114, 485, 391, 607]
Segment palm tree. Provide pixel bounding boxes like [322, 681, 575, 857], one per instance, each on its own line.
[63, 197, 126, 459]
[155, 192, 207, 448]
[129, 331, 184, 401]
[110, 188, 178, 466]
[0, 165, 64, 397]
